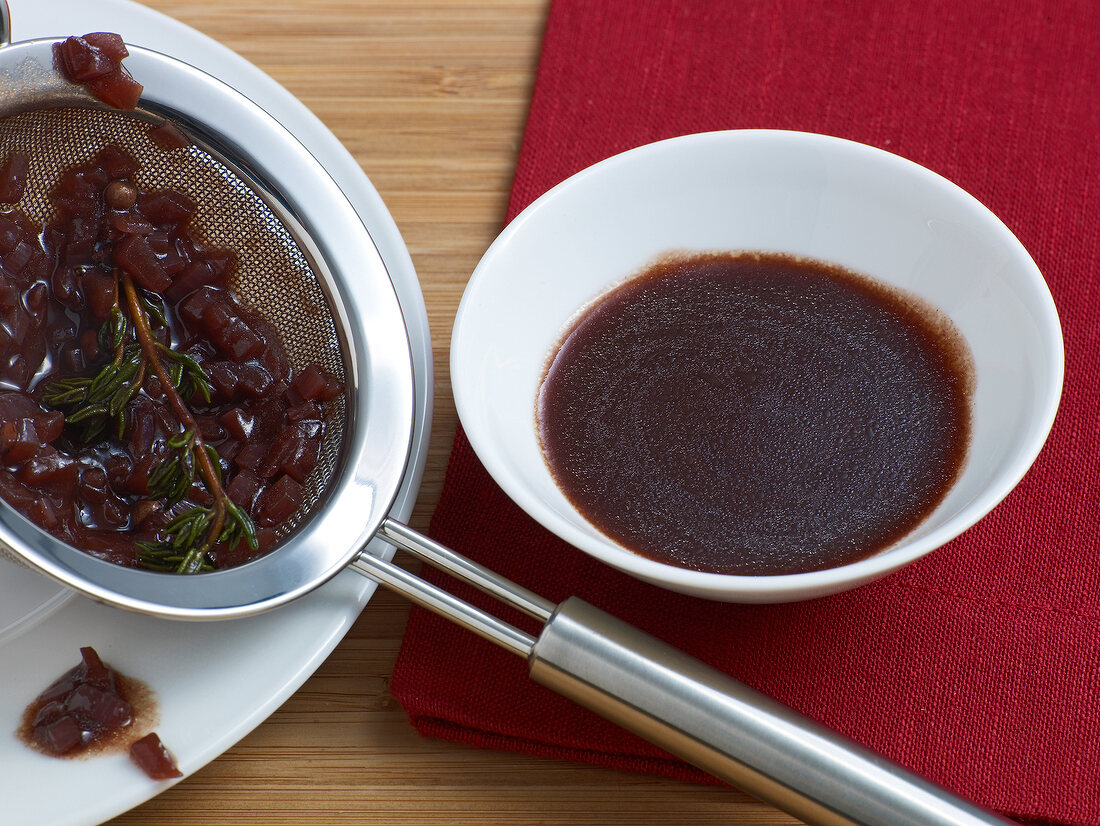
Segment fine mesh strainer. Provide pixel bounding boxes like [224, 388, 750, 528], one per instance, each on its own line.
[0, 40, 414, 614]
[0, 105, 348, 541]
[0, 38, 1011, 826]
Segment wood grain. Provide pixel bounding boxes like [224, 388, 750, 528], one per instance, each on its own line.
[107, 2, 802, 823]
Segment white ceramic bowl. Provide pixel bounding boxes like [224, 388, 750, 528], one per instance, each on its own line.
[450, 130, 1063, 603]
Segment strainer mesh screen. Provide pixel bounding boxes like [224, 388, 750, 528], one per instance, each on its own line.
[0, 106, 348, 564]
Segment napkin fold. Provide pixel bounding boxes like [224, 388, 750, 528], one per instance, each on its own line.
[391, 1, 1100, 823]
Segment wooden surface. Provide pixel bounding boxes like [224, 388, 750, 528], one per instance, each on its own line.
[106, 2, 801, 823]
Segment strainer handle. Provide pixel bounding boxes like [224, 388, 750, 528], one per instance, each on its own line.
[532, 597, 1014, 826]
[362, 519, 1012, 826]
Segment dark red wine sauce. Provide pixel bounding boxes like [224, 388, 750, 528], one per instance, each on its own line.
[537, 252, 972, 575]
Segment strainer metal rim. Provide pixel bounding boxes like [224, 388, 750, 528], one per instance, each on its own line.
[0, 39, 417, 618]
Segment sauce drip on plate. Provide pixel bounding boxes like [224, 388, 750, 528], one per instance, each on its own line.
[537, 252, 972, 575]
[18, 645, 181, 780]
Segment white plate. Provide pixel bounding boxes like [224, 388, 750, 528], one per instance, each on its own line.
[0, 2, 433, 825]
[0, 558, 72, 645]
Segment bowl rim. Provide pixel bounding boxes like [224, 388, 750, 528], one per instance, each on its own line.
[451, 128, 1065, 601]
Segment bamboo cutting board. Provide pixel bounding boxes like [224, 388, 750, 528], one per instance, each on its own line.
[99, 1, 797, 823]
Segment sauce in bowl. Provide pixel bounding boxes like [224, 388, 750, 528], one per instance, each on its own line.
[537, 252, 972, 575]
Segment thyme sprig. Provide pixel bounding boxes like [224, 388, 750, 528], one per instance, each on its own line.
[41, 306, 145, 443]
[155, 344, 213, 405]
[136, 428, 257, 573]
[118, 271, 258, 573]
[137, 500, 256, 573]
[41, 343, 144, 443]
[147, 430, 206, 506]
[42, 268, 258, 574]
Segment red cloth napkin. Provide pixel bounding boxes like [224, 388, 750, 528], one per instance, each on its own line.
[391, 1, 1100, 823]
